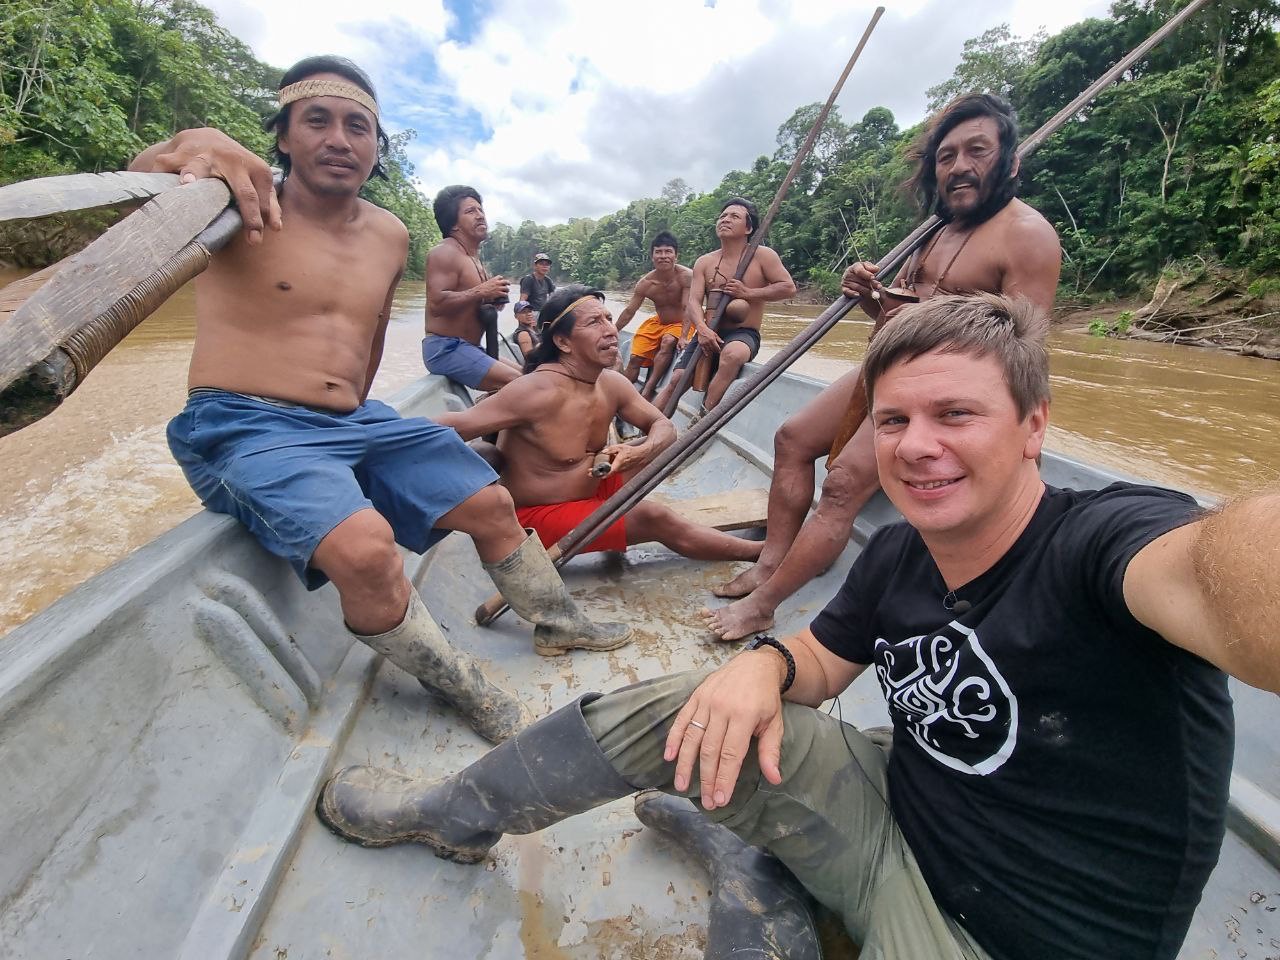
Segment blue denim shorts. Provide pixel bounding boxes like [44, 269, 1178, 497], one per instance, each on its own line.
[167, 390, 497, 589]
[422, 334, 498, 389]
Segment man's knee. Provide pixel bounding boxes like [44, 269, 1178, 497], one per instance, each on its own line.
[657, 334, 678, 356]
[479, 362, 521, 391]
[624, 500, 664, 542]
[315, 512, 402, 587]
[720, 343, 750, 371]
[776, 411, 827, 464]
[583, 668, 714, 783]
[817, 463, 876, 516]
[468, 482, 518, 525]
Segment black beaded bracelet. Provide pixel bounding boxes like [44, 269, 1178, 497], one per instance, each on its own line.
[749, 634, 796, 694]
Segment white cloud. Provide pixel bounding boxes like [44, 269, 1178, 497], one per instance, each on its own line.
[203, 0, 1110, 225]
[207, 0, 449, 69]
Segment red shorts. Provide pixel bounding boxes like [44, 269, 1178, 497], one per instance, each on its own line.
[515, 472, 628, 554]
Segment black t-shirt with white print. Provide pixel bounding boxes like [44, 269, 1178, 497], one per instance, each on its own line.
[810, 483, 1233, 960]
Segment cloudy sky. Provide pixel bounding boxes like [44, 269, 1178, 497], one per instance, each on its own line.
[204, 0, 1109, 227]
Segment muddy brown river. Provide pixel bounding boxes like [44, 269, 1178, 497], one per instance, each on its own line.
[1, 271, 1276, 636]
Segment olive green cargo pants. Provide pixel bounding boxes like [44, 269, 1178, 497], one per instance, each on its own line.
[582, 670, 992, 960]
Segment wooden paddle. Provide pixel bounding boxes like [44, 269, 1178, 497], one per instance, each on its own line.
[0, 171, 183, 222]
[0, 178, 235, 436]
[477, 0, 1217, 626]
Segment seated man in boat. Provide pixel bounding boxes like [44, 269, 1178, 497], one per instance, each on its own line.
[431, 284, 764, 590]
[705, 93, 1061, 642]
[511, 300, 538, 359]
[422, 185, 523, 391]
[651, 197, 796, 418]
[614, 231, 693, 400]
[130, 56, 630, 745]
[317, 292, 1279, 960]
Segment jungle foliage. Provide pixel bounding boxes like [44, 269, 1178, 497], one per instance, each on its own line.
[2, 0, 1276, 293]
[0, 0, 439, 274]
[485, 0, 1280, 300]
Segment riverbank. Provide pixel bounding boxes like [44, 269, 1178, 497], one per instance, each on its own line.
[791, 266, 1280, 361]
[1057, 262, 1280, 360]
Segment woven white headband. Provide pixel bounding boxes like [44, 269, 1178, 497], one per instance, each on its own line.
[278, 79, 378, 118]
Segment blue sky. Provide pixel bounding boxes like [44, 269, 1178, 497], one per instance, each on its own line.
[205, 0, 1111, 225]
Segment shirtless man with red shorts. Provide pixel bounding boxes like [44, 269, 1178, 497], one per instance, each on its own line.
[434, 285, 763, 569]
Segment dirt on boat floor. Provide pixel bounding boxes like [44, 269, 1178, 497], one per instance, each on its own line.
[1055, 263, 1280, 361]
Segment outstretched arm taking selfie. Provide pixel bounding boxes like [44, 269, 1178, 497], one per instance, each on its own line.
[1125, 490, 1280, 693]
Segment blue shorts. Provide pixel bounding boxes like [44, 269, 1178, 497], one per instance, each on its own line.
[167, 390, 497, 589]
[422, 334, 498, 389]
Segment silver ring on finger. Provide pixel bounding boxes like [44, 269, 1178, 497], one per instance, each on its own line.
[689, 720, 707, 731]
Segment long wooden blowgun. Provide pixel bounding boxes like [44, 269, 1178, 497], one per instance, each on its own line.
[476, 0, 1217, 626]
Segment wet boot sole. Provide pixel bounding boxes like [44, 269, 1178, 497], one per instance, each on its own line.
[534, 626, 635, 657]
[314, 790, 489, 865]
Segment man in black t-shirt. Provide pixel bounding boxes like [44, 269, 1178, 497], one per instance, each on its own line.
[316, 294, 1278, 960]
[519, 253, 555, 311]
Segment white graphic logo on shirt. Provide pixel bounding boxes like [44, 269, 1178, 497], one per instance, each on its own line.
[873, 623, 1018, 776]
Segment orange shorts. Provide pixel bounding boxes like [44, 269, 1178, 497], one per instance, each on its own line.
[629, 316, 684, 366]
[515, 472, 628, 554]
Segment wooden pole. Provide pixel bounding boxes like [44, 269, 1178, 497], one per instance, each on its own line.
[659, 6, 885, 418]
[828, 0, 1218, 459]
[476, 0, 1218, 625]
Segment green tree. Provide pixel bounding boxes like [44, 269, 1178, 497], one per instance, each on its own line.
[926, 24, 1045, 113]
[461, 0, 1280, 300]
[361, 130, 440, 278]
[660, 177, 691, 205]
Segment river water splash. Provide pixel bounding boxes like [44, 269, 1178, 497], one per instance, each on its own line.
[0, 273, 1275, 637]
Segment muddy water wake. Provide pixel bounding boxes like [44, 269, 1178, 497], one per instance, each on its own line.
[0, 276, 1275, 637]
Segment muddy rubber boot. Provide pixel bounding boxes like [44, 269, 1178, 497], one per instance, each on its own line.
[482, 530, 633, 656]
[355, 592, 532, 744]
[316, 694, 634, 862]
[634, 790, 822, 960]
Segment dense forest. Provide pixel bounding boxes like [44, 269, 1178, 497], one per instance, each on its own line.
[0, 0, 440, 274]
[487, 0, 1280, 302]
[2, 0, 1278, 302]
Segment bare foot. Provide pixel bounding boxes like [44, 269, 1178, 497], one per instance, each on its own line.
[700, 598, 776, 643]
[713, 561, 775, 598]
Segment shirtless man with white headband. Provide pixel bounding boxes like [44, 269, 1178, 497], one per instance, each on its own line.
[130, 55, 631, 743]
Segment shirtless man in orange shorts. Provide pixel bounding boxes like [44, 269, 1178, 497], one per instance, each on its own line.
[614, 232, 692, 400]
[434, 285, 763, 566]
